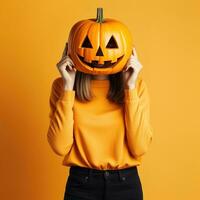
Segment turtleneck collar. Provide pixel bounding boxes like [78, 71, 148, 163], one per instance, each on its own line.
[90, 79, 110, 88]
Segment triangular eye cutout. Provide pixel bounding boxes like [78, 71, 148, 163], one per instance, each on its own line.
[81, 35, 93, 48]
[106, 35, 118, 48]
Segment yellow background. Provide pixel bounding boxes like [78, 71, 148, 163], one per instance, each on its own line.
[0, 0, 200, 199]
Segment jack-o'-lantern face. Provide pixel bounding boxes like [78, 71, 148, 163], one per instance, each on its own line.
[68, 8, 133, 75]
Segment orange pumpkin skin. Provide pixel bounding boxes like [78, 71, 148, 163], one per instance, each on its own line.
[67, 8, 133, 75]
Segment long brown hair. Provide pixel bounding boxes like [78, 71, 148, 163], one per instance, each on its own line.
[73, 71, 125, 105]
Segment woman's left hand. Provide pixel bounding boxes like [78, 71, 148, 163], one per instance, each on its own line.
[122, 47, 143, 89]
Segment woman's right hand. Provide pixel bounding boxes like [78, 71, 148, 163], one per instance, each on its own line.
[56, 43, 77, 90]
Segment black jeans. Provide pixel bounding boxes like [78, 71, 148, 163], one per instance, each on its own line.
[64, 165, 143, 200]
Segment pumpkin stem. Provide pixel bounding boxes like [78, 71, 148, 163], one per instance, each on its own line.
[96, 8, 104, 23]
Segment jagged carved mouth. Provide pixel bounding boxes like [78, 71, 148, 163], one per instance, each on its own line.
[77, 54, 124, 68]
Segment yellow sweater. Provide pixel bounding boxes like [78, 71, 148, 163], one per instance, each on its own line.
[47, 76, 153, 170]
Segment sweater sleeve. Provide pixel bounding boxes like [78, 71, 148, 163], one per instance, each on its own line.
[124, 77, 153, 158]
[47, 77, 75, 156]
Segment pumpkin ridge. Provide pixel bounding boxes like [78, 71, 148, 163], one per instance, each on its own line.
[84, 22, 97, 63]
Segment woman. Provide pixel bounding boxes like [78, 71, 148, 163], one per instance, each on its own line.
[47, 42, 153, 200]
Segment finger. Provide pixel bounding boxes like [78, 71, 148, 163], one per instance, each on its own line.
[127, 65, 135, 72]
[66, 63, 73, 70]
[132, 47, 138, 59]
[68, 57, 74, 65]
[124, 65, 132, 71]
[62, 42, 69, 58]
[66, 43, 68, 55]
[61, 44, 67, 58]
[61, 56, 74, 66]
[59, 57, 70, 65]
[65, 66, 72, 72]
[124, 57, 132, 70]
[67, 60, 74, 67]
[59, 62, 72, 70]
[61, 61, 72, 70]
[64, 55, 74, 66]
[60, 55, 67, 62]
[68, 64, 76, 71]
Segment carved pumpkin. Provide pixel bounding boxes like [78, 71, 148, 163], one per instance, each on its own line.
[67, 8, 133, 75]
